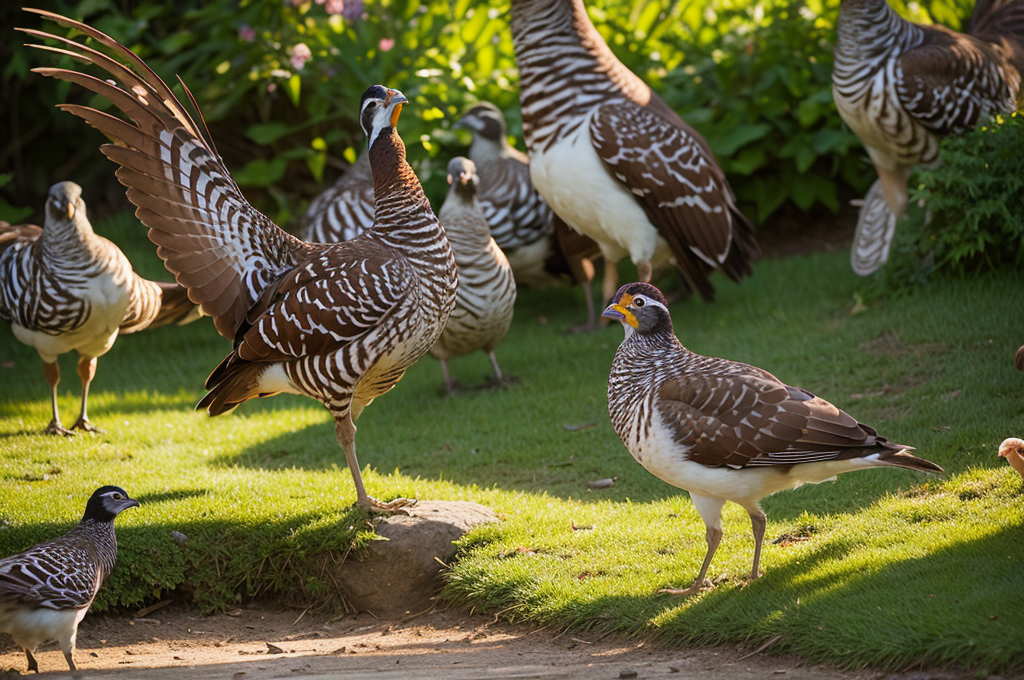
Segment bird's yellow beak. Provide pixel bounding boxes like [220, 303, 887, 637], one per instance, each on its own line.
[391, 103, 403, 127]
[601, 293, 637, 328]
[67, 202, 75, 220]
[385, 89, 408, 127]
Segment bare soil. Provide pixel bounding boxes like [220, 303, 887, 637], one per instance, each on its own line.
[0, 602, 906, 679]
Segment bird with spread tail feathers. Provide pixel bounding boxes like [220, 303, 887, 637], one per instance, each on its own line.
[455, 102, 603, 330]
[602, 282, 943, 594]
[302, 148, 375, 244]
[429, 157, 517, 392]
[23, 11, 457, 512]
[998, 437, 1024, 480]
[0, 181, 199, 435]
[834, 0, 1024, 275]
[510, 0, 759, 306]
[0, 486, 139, 673]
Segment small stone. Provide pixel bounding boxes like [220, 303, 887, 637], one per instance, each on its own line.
[266, 643, 285, 654]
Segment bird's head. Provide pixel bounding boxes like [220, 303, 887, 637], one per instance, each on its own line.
[998, 438, 1024, 459]
[453, 102, 506, 142]
[45, 181, 85, 225]
[359, 85, 409, 149]
[82, 486, 140, 523]
[602, 282, 673, 339]
[446, 156, 479, 197]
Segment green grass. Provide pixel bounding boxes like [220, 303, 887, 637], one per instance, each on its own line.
[1, 212, 1022, 671]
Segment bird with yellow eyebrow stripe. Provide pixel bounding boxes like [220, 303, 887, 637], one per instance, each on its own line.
[603, 281, 943, 595]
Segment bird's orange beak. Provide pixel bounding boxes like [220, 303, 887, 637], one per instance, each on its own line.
[67, 202, 75, 220]
[384, 89, 408, 127]
[602, 293, 637, 328]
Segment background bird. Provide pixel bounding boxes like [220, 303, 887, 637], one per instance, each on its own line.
[429, 157, 517, 392]
[302, 148, 375, 244]
[510, 0, 759, 306]
[998, 437, 1024, 480]
[0, 182, 200, 435]
[455, 102, 603, 330]
[603, 282, 943, 595]
[0, 486, 139, 673]
[833, 0, 1024, 275]
[25, 13, 457, 512]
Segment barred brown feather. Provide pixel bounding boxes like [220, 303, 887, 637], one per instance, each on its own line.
[303, 150, 375, 243]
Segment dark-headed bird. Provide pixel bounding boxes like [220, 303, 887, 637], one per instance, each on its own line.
[23, 12, 457, 512]
[0, 486, 139, 673]
[834, 0, 1024, 274]
[603, 282, 943, 594]
[0, 182, 199, 435]
[510, 0, 759, 305]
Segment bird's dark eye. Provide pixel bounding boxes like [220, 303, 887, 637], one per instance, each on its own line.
[634, 298, 645, 308]
[112, 493, 124, 501]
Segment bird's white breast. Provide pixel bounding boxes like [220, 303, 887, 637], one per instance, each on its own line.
[529, 114, 669, 266]
[0, 602, 87, 650]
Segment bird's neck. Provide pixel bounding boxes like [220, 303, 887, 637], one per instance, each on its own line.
[70, 518, 119, 577]
[41, 216, 104, 266]
[468, 136, 511, 164]
[511, 0, 651, 153]
[368, 129, 434, 235]
[835, 0, 924, 70]
[439, 190, 493, 248]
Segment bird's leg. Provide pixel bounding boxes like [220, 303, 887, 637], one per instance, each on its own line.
[25, 647, 38, 673]
[487, 352, 504, 382]
[747, 505, 766, 582]
[334, 414, 412, 514]
[439, 359, 457, 393]
[874, 164, 911, 218]
[43, 360, 72, 436]
[660, 495, 725, 596]
[62, 646, 76, 671]
[636, 259, 653, 283]
[601, 258, 619, 308]
[570, 281, 602, 333]
[71, 356, 102, 432]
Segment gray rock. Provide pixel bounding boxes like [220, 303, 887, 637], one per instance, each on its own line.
[330, 500, 498, 617]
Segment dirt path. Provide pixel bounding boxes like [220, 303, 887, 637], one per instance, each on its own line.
[0, 603, 897, 680]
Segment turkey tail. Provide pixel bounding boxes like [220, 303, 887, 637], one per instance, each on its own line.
[197, 359, 275, 416]
[969, 0, 1024, 74]
[851, 179, 898, 276]
[148, 281, 203, 328]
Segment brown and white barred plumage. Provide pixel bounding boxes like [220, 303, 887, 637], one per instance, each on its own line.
[0, 486, 138, 673]
[834, 0, 1024, 275]
[302, 149, 375, 243]
[429, 157, 516, 392]
[603, 282, 942, 595]
[0, 182, 198, 435]
[510, 0, 758, 305]
[24, 13, 457, 512]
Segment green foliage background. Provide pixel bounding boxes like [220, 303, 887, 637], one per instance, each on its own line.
[1, 0, 974, 229]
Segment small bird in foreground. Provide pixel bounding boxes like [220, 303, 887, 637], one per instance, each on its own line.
[998, 438, 1024, 480]
[302, 148, 375, 244]
[429, 157, 517, 392]
[0, 182, 200, 435]
[602, 282, 943, 594]
[833, 0, 1024, 275]
[25, 12, 457, 512]
[0, 486, 139, 673]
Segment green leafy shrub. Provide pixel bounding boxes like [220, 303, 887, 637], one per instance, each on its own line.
[887, 112, 1024, 280]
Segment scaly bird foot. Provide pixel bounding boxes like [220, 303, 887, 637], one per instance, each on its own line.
[44, 419, 74, 437]
[71, 417, 103, 433]
[359, 496, 416, 516]
[657, 580, 711, 597]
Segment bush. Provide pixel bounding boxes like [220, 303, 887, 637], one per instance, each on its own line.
[885, 112, 1024, 282]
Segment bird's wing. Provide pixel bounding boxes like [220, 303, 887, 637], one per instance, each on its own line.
[0, 543, 98, 610]
[896, 31, 1019, 135]
[227, 240, 414, 366]
[656, 360, 880, 468]
[590, 101, 750, 300]
[22, 12, 311, 340]
[0, 223, 43, 325]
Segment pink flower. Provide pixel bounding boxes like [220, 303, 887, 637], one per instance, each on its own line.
[378, 38, 395, 52]
[289, 42, 312, 70]
[238, 24, 255, 42]
[325, 0, 344, 15]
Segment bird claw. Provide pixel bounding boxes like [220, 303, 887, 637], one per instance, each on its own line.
[44, 420, 75, 437]
[71, 418, 103, 433]
[657, 580, 710, 597]
[361, 496, 417, 516]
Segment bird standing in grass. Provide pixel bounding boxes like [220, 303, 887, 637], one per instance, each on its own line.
[0, 182, 199, 435]
[833, 0, 1024, 275]
[603, 282, 943, 594]
[429, 157, 517, 392]
[302, 149, 375, 244]
[0, 486, 139, 673]
[25, 12, 457, 512]
[510, 0, 759, 305]
[998, 438, 1024, 480]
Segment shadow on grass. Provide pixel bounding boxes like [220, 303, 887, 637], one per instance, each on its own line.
[134, 489, 211, 505]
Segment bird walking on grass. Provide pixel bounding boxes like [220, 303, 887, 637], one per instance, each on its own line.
[0, 486, 139, 673]
[429, 157, 517, 392]
[998, 437, 1024, 480]
[455, 102, 603, 330]
[0, 182, 199, 435]
[24, 12, 457, 512]
[833, 0, 1024, 275]
[510, 0, 759, 306]
[602, 282, 943, 594]
[302, 149, 375, 244]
